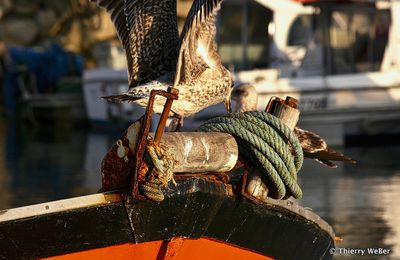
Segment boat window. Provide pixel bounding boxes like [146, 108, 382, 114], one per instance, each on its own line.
[218, 2, 244, 70]
[287, 14, 325, 77]
[217, 1, 272, 71]
[286, 4, 390, 76]
[217, 1, 390, 75]
[372, 9, 390, 70]
[246, 2, 272, 69]
[328, 7, 390, 74]
[288, 15, 313, 47]
[329, 10, 355, 74]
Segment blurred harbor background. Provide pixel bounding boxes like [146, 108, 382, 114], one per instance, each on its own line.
[0, 0, 400, 259]
[1, 120, 399, 259]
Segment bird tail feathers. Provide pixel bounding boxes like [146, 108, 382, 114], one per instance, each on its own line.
[304, 149, 356, 168]
[102, 94, 144, 103]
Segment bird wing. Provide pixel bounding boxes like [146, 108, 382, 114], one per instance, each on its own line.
[174, 0, 224, 87]
[295, 127, 356, 168]
[294, 127, 327, 153]
[304, 149, 356, 168]
[92, 0, 179, 88]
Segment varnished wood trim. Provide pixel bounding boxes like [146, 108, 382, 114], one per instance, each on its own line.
[0, 192, 123, 223]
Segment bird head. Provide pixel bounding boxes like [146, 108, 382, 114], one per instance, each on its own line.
[231, 83, 258, 113]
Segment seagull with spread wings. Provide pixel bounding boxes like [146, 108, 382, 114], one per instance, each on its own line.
[231, 83, 356, 168]
[91, 0, 233, 126]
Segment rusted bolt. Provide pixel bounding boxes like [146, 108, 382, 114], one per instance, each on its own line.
[285, 96, 298, 109]
[167, 87, 179, 96]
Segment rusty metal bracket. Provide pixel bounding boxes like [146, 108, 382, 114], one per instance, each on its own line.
[131, 87, 179, 199]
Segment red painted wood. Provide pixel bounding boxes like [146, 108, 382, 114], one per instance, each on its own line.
[42, 241, 163, 260]
[42, 238, 274, 260]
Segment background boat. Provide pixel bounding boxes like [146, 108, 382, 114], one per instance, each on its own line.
[215, 0, 400, 146]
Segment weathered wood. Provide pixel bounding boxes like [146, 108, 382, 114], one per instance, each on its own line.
[150, 132, 238, 173]
[0, 193, 122, 223]
[0, 196, 132, 260]
[0, 179, 335, 260]
[246, 96, 301, 201]
[267, 96, 300, 131]
[245, 168, 269, 202]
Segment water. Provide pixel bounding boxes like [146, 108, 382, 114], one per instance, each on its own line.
[0, 120, 399, 259]
[299, 151, 400, 259]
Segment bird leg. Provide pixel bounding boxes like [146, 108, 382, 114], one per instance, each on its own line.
[169, 114, 184, 132]
[224, 90, 232, 113]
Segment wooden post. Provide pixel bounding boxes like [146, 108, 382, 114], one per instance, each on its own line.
[246, 96, 300, 201]
[264, 96, 300, 130]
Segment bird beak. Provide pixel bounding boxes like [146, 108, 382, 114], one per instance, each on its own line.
[224, 89, 232, 113]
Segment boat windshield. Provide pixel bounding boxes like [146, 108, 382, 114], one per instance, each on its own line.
[217, 0, 273, 71]
[218, 1, 390, 77]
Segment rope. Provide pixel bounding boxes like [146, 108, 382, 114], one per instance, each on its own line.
[140, 140, 176, 202]
[198, 111, 304, 199]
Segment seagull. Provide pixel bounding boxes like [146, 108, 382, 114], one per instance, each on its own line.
[230, 83, 258, 113]
[92, 0, 233, 127]
[231, 83, 356, 168]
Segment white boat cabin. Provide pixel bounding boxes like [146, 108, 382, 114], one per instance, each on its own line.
[213, 0, 400, 145]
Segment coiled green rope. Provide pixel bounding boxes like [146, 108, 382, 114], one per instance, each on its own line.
[198, 111, 304, 199]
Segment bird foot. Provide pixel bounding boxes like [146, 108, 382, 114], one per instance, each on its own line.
[169, 114, 184, 132]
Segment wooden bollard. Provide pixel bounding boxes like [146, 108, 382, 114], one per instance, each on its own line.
[149, 132, 238, 173]
[265, 96, 300, 131]
[246, 96, 300, 201]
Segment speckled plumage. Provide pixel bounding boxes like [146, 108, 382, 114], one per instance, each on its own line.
[231, 83, 356, 168]
[231, 83, 258, 113]
[93, 0, 232, 117]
